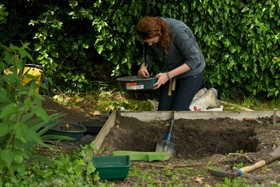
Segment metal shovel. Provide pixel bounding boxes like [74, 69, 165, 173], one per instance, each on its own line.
[155, 117, 176, 158]
[210, 145, 280, 179]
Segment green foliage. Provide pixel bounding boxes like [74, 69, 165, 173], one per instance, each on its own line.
[91, 1, 143, 76]
[189, 1, 280, 99]
[1, 0, 279, 99]
[96, 90, 152, 112]
[216, 177, 249, 187]
[51, 89, 153, 113]
[27, 143, 98, 186]
[0, 43, 63, 183]
[29, 3, 97, 92]
[1, 143, 99, 186]
[0, 3, 8, 25]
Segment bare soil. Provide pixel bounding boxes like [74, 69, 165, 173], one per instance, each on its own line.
[42, 96, 280, 186]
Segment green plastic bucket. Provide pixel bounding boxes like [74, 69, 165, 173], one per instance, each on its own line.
[92, 155, 130, 180]
[44, 122, 87, 141]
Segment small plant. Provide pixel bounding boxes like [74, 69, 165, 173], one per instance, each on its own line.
[233, 162, 244, 169]
[222, 177, 249, 187]
[2, 143, 100, 186]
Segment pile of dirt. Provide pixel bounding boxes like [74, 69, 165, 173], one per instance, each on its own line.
[42, 96, 93, 123]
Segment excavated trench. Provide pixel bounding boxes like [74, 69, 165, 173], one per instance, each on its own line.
[101, 116, 260, 159]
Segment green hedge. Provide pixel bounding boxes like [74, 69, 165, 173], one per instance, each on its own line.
[1, 0, 279, 99]
[91, 0, 280, 99]
[189, 1, 280, 99]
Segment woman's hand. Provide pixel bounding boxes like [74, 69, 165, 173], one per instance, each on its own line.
[153, 72, 170, 89]
[138, 64, 150, 78]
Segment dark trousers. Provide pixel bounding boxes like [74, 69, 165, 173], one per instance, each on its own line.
[158, 72, 204, 111]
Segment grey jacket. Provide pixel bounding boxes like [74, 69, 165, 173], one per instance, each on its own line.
[144, 17, 205, 78]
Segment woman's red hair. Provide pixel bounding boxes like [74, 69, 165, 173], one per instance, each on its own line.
[136, 17, 171, 54]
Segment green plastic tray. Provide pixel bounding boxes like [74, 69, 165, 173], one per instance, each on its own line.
[92, 155, 130, 180]
[113, 151, 171, 161]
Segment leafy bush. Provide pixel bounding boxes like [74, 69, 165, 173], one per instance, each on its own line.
[1, 1, 279, 99]
[1, 143, 99, 186]
[29, 3, 100, 92]
[0, 43, 63, 183]
[0, 3, 8, 25]
[189, 1, 280, 99]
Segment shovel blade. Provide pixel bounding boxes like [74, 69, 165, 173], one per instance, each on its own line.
[155, 140, 176, 158]
[271, 146, 280, 157]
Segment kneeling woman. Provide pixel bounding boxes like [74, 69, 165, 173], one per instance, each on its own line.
[137, 16, 205, 111]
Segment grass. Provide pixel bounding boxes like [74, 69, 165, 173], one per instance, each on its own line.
[52, 90, 154, 114]
[227, 96, 280, 111]
[51, 90, 280, 113]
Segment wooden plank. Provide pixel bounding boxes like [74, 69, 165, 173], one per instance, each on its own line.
[175, 111, 276, 120]
[120, 111, 173, 121]
[120, 111, 277, 121]
[92, 110, 117, 154]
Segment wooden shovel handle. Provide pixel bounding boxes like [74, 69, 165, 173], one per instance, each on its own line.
[211, 154, 280, 179]
[238, 154, 280, 175]
[238, 160, 266, 175]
